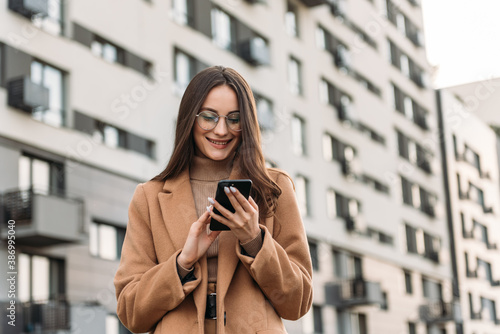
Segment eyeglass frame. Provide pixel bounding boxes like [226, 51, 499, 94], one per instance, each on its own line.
[195, 110, 242, 132]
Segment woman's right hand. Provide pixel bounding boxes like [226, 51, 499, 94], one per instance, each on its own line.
[177, 208, 221, 269]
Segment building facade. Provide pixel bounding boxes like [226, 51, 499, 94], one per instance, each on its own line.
[437, 85, 500, 334]
[0, 0, 462, 333]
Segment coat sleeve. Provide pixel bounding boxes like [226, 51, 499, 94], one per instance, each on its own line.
[236, 171, 313, 320]
[114, 184, 202, 333]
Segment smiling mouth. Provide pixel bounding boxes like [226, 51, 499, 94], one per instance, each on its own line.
[207, 138, 232, 145]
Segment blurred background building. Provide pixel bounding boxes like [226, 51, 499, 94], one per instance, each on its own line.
[0, 0, 498, 334]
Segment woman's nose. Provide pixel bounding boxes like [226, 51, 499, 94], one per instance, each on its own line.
[213, 117, 228, 135]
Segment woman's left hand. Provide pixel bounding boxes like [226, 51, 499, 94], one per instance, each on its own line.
[208, 186, 260, 244]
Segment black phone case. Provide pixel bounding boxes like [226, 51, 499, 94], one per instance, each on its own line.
[210, 179, 253, 231]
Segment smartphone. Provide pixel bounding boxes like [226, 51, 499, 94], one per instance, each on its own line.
[210, 179, 253, 231]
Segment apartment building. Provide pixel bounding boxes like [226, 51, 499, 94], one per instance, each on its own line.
[436, 85, 500, 334]
[0, 0, 460, 333]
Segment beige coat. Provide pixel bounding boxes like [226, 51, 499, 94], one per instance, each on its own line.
[114, 167, 313, 334]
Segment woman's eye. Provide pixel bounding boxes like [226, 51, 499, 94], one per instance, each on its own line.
[201, 114, 217, 121]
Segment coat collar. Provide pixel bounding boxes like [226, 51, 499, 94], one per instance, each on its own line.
[157, 160, 244, 323]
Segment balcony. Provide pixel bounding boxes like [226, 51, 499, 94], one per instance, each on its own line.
[7, 76, 49, 113]
[239, 37, 270, 66]
[419, 300, 462, 324]
[23, 300, 70, 332]
[1, 189, 84, 247]
[8, 0, 48, 19]
[325, 278, 383, 309]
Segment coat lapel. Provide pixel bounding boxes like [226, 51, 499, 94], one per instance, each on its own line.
[157, 169, 198, 250]
[157, 168, 207, 331]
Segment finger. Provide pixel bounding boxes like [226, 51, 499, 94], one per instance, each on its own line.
[207, 230, 221, 242]
[248, 196, 259, 211]
[198, 209, 211, 222]
[208, 209, 234, 229]
[209, 196, 234, 220]
[223, 186, 246, 214]
[227, 186, 254, 213]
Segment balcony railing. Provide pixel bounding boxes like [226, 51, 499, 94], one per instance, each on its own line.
[1, 189, 84, 247]
[325, 278, 383, 309]
[419, 300, 462, 324]
[23, 300, 70, 332]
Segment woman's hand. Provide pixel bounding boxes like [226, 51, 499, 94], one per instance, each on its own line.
[208, 186, 260, 244]
[177, 210, 221, 269]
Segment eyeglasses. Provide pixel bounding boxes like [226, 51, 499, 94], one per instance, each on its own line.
[195, 110, 242, 132]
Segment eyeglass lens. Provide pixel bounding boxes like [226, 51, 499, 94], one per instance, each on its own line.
[196, 111, 241, 131]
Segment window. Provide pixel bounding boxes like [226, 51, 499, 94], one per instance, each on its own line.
[91, 37, 123, 63]
[0, 43, 3, 86]
[74, 112, 155, 159]
[381, 292, 389, 310]
[388, 40, 426, 87]
[320, 78, 357, 124]
[19, 153, 64, 195]
[288, 56, 302, 95]
[477, 259, 494, 283]
[468, 183, 485, 207]
[386, 0, 422, 47]
[422, 277, 443, 300]
[31, 0, 64, 35]
[366, 228, 394, 245]
[295, 175, 309, 216]
[19, 253, 65, 302]
[404, 271, 413, 294]
[254, 93, 274, 131]
[173, 48, 207, 94]
[401, 177, 436, 216]
[316, 26, 326, 50]
[338, 312, 367, 334]
[285, 2, 298, 37]
[397, 130, 432, 173]
[391, 83, 429, 130]
[405, 225, 418, 254]
[30, 60, 65, 127]
[335, 193, 360, 219]
[211, 8, 234, 51]
[172, 0, 194, 26]
[323, 133, 355, 163]
[480, 297, 498, 323]
[309, 240, 319, 271]
[313, 305, 324, 334]
[408, 322, 417, 334]
[90, 220, 126, 261]
[291, 115, 306, 156]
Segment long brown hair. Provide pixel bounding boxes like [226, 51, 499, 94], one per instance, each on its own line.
[151, 66, 281, 217]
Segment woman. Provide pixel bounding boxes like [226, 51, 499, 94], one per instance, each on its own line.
[114, 66, 313, 334]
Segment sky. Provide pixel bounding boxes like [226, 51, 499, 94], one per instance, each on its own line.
[421, 0, 500, 88]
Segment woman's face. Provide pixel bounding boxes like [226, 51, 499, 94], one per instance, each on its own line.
[193, 85, 242, 161]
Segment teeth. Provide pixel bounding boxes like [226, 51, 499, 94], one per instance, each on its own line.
[208, 139, 229, 145]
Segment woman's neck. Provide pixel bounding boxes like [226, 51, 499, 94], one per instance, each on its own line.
[189, 153, 235, 181]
